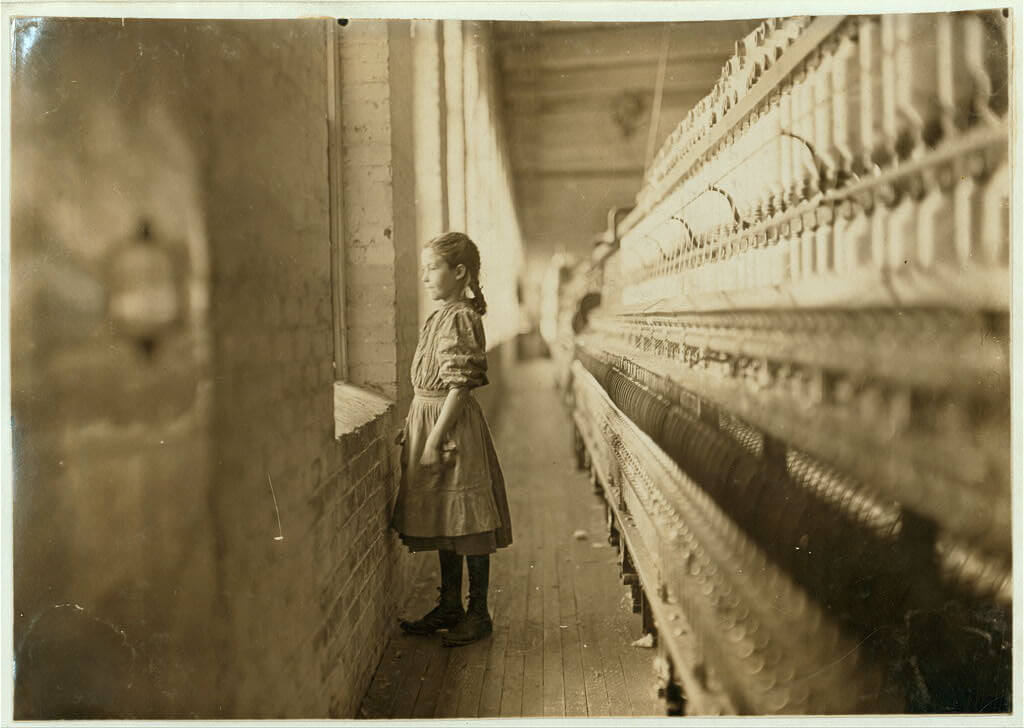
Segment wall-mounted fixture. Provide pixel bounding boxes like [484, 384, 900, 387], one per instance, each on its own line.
[106, 220, 183, 354]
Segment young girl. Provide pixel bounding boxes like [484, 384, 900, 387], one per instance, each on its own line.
[391, 232, 513, 647]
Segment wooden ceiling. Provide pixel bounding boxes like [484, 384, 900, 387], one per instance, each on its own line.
[493, 20, 762, 274]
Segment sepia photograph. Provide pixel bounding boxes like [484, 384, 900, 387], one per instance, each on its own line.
[2, 1, 1018, 723]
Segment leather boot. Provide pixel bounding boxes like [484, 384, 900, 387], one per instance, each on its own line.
[442, 554, 493, 646]
[400, 550, 465, 635]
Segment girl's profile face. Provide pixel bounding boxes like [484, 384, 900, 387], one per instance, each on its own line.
[420, 247, 466, 303]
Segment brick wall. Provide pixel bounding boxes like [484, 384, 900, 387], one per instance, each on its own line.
[195, 19, 337, 717]
[197, 20, 423, 718]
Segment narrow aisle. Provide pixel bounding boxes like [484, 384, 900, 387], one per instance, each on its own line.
[359, 359, 663, 718]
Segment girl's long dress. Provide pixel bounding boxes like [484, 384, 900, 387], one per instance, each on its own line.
[390, 299, 513, 555]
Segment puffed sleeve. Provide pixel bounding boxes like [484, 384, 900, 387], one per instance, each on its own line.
[436, 306, 489, 389]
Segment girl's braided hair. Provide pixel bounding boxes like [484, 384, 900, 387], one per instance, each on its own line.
[428, 232, 488, 316]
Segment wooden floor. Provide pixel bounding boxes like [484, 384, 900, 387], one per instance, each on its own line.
[359, 359, 663, 719]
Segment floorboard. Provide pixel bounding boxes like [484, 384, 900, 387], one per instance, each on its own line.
[557, 544, 587, 715]
[541, 507, 566, 717]
[520, 515, 546, 717]
[410, 641, 448, 718]
[477, 550, 512, 716]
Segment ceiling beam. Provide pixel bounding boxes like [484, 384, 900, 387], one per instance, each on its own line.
[503, 84, 709, 104]
[500, 48, 733, 73]
[516, 165, 644, 177]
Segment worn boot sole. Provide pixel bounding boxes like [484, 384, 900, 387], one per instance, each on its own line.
[400, 619, 462, 635]
[400, 610, 465, 635]
[441, 621, 493, 646]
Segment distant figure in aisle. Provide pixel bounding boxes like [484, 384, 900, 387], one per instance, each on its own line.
[391, 232, 514, 646]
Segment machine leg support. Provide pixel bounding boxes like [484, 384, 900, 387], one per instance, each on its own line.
[656, 652, 686, 716]
[573, 427, 587, 471]
[641, 591, 657, 640]
[621, 546, 642, 612]
[664, 679, 685, 716]
[605, 506, 620, 547]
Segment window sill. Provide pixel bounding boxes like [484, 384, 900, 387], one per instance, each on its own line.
[333, 381, 395, 440]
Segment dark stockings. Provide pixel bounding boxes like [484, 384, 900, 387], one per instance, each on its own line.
[442, 553, 493, 646]
[465, 554, 490, 614]
[438, 549, 463, 606]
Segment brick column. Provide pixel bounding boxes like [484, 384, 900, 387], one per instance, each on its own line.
[339, 20, 417, 409]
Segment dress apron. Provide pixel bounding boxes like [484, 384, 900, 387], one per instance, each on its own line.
[391, 387, 513, 555]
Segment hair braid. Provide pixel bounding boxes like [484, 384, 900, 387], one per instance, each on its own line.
[468, 277, 487, 316]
